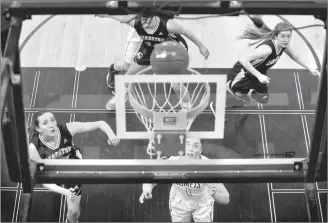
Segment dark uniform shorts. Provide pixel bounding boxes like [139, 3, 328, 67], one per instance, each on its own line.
[230, 71, 269, 104]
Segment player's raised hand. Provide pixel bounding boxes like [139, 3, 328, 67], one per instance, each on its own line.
[139, 191, 152, 204]
[199, 45, 210, 59]
[257, 74, 270, 85]
[139, 184, 154, 203]
[309, 68, 320, 76]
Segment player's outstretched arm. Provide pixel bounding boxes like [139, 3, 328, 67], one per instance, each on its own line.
[28, 144, 76, 198]
[284, 43, 320, 76]
[166, 19, 209, 59]
[238, 45, 272, 84]
[66, 121, 120, 146]
[95, 15, 137, 27]
[208, 183, 230, 204]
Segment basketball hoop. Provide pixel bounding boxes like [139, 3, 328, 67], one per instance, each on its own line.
[127, 67, 211, 159]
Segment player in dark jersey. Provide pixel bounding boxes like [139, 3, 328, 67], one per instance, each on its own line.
[96, 8, 209, 110]
[105, 32, 188, 90]
[95, 15, 189, 90]
[227, 21, 320, 105]
[28, 111, 119, 222]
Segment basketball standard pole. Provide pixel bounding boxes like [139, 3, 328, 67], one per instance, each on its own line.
[306, 38, 327, 183]
[2, 14, 34, 222]
[3, 0, 327, 18]
[31, 158, 306, 184]
[303, 36, 327, 222]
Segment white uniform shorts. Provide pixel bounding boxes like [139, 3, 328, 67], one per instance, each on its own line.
[169, 190, 214, 222]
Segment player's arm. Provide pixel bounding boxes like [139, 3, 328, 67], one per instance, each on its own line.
[284, 43, 320, 76]
[166, 19, 209, 58]
[95, 15, 136, 27]
[139, 183, 157, 203]
[66, 121, 119, 146]
[28, 144, 69, 195]
[238, 45, 272, 79]
[209, 183, 230, 204]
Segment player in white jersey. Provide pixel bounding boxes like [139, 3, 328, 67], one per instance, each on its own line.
[139, 138, 230, 222]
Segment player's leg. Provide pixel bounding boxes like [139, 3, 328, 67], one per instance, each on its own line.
[228, 72, 253, 105]
[169, 195, 193, 222]
[105, 42, 150, 110]
[105, 61, 148, 110]
[250, 81, 269, 104]
[192, 196, 215, 222]
[106, 39, 142, 88]
[65, 185, 82, 222]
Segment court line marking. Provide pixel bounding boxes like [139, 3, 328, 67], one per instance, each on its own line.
[301, 116, 309, 155]
[1, 186, 19, 190]
[1, 188, 19, 192]
[259, 114, 274, 222]
[258, 115, 276, 222]
[294, 72, 302, 109]
[271, 188, 305, 191]
[296, 73, 305, 110]
[61, 71, 80, 222]
[14, 190, 22, 222]
[317, 191, 326, 222]
[70, 71, 78, 109]
[317, 188, 328, 191]
[7, 189, 17, 222]
[272, 191, 305, 194]
[270, 73, 312, 194]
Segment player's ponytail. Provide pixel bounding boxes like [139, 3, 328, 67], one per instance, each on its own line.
[238, 21, 292, 46]
[237, 24, 273, 46]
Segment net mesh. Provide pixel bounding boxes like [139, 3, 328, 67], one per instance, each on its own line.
[128, 67, 210, 158]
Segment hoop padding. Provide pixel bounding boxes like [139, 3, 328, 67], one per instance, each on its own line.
[127, 67, 211, 132]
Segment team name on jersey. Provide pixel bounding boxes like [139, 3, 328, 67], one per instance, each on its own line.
[176, 183, 201, 188]
[46, 146, 73, 159]
[140, 35, 165, 42]
[266, 55, 281, 66]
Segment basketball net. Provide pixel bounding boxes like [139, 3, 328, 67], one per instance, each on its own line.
[128, 67, 211, 159]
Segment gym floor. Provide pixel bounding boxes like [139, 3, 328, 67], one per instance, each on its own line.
[1, 14, 327, 222]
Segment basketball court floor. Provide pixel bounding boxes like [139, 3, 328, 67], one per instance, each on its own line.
[1, 14, 327, 222]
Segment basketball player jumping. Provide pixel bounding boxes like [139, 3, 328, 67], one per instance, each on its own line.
[28, 111, 119, 222]
[93, 17, 189, 90]
[227, 21, 320, 105]
[139, 138, 230, 222]
[96, 6, 209, 110]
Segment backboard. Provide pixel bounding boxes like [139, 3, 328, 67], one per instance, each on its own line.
[115, 71, 227, 141]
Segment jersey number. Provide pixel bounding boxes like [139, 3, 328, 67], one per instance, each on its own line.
[185, 188, 193, 196]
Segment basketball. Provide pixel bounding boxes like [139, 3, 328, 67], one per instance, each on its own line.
[150, 41, 189, 74]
